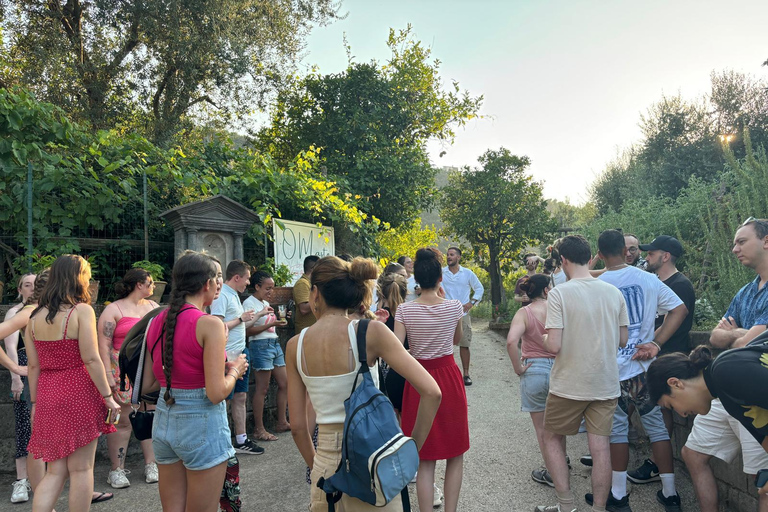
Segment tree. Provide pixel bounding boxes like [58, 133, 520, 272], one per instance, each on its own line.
[374, 219, 439, 267]
[256, 26, 483, 228]
[0, 0, 341, 144]
[439, 148, 555, 308]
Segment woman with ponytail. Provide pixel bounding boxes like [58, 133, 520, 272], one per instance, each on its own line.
[286, 256, 441, 511]
[394, 247, 468, 512]
[505, 274, 562, 487]
[142, 251, 248, 512]
[98, 268, 160, 488]
[647, 340, 768, 494]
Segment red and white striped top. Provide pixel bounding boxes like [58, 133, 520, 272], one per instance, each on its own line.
[395, 300, 464, 360]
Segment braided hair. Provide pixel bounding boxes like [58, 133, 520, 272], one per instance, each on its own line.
[162, 251, 218, 406]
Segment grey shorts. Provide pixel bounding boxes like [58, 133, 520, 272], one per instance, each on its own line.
[611, 373, 670, 444]
[519, 357, 555, 413]
[459, 314, 472, 348]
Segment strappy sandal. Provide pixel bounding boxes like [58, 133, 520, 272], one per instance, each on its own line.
[253, 430, 278, 441]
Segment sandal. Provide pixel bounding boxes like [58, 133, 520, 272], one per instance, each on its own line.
[91, 492, 114, 504]
[274, 423, 291, 433]
[253, 430, 278, 441]
[463, 375, 473, 386]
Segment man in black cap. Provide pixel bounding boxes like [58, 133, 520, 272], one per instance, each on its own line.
[626, 235, 696, 487]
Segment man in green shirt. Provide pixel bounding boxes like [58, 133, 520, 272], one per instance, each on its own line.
[293, 255, 320, 333]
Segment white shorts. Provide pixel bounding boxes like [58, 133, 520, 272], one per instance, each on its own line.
[684, 399, 768, 474]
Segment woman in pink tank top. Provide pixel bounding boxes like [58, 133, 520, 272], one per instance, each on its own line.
[505, 274, 560, 487]
[98, 268, 160, 489]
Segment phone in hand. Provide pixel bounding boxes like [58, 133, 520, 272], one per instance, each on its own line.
[756, 469, 768, 489]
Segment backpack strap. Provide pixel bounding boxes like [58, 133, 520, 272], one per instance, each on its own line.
[355, 318, 370, 366]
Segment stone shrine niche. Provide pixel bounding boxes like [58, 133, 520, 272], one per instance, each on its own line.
[159, 195, 260, 270]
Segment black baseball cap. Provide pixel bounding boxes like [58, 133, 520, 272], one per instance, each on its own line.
[639, 235, 683, 258]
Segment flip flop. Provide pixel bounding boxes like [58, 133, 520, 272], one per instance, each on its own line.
[254, 430, 278, 441]
[463, 376, 473, 386]
[91, 492, 114, 504]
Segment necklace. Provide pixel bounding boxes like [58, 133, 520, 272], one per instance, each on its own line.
[606, 263, 628, 270]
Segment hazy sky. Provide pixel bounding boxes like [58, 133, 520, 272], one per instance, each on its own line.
[298, 0, 768, 204]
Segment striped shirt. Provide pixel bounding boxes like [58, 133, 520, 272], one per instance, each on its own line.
[395, 300, 464, 360]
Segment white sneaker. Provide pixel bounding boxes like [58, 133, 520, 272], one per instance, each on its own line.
[10, 479, 30, 503]
[410, 471, 417, 484]
[144, 462, 159, 484]
[107, 468, 131, 489]
[433, 483, 443, 508]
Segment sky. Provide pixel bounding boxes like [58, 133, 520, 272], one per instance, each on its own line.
[297, 0, 768, 204]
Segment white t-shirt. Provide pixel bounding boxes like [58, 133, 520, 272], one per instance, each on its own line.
[406, 275, 418, 302]
[552, 269, 567, 287]
[243, 296, 277, 341]
[546, 277, 629, 401]
[598, 266, 683, 381]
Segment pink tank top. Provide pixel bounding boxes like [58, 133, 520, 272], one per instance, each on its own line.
[147, 306, 208, 389]
[113, 316, 140, 351]
[521, 305, 555, 360]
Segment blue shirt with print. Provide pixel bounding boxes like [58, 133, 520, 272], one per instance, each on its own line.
[724, 275, 768, 329]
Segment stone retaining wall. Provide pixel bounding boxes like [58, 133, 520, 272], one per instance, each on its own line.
[488, 322, 761, 511]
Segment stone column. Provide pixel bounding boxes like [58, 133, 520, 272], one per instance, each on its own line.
[233, 232, 244, 261]
[186, 228, 198, 252]
[174, 229, 186, 260]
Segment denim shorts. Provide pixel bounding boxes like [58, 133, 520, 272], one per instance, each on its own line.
[153, 387, 235, 471]
[227, 350, 251, 399]
[519, 357, 555, 413]
[249, 337, 285, 371]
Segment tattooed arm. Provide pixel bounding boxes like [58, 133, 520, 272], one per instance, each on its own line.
[97, 303, 119, 392]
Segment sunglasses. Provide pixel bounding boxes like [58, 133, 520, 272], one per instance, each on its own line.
[742, 216, 768, 228]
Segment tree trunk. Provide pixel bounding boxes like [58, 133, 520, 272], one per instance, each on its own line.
[488, 243, 503, 314]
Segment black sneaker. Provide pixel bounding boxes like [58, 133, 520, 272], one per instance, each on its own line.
[531, 467, 554, 487]
[233, 438, 265, 455]
[580, 454, 592, 467]
[627, 458, 660, 484]
[585, 492, 632, 512]
[656, 489, 682, 512]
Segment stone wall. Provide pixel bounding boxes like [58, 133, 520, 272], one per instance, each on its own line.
[488, 323, 762, 511]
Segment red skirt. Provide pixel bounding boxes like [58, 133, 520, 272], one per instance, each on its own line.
[401, 354, 469, 461]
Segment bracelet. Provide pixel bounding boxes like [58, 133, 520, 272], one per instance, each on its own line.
[102, 393, 113, 399]
[231, 367, 240, 377]
[238, 317, 244, 324]
[227, 371, 239, 379]
[650, 341, 662, 352]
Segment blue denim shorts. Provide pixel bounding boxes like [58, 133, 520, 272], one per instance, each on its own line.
[611, 373, 670, 444]
[226, 350, 251, 399]
[153, 387, 235, 470]
[519, 357, 555, 413]
[249, 337, 285, 371]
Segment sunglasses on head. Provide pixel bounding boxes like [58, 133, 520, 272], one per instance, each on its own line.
[742, 216, 768, 228]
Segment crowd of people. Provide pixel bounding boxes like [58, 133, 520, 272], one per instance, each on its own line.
[507, 221, 768, 512]
[0, 218, 767, 512]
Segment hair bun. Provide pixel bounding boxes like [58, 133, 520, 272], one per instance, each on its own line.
[349, 257, 378, 283]
[518, 277, 533, 294]
[689, 345, 713, 371]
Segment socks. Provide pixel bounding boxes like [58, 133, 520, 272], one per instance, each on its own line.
[236, 433, 247, 445]
[660, 473, 676, 498]
[611, 471, 627, 500]
[556, 489, 575, 508]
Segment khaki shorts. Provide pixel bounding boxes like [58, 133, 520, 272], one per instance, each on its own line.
[459, 314, 472, 348]
[544, 393, 617, 437]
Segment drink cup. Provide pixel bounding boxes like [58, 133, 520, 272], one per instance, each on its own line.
[226, 350, 241, 363]
[278, 305, 287, 320]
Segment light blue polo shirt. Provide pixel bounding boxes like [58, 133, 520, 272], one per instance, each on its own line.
[210, 283, 246, 353]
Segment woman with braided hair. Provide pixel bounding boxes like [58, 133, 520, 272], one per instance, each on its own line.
[141, 251, 248, 512]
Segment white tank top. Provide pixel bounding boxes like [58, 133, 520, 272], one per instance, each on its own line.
[297, 320, 380, 424]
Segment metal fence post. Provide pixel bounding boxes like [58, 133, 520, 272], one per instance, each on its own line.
[27, 162, 33, 273]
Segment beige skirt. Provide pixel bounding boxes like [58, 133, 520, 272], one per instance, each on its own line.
[309, 423, 404, 512]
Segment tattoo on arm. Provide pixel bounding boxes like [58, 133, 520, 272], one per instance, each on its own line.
[103, 321, 116, 341]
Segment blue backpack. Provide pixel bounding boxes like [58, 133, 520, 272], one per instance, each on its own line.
[317, 319, 417, 511]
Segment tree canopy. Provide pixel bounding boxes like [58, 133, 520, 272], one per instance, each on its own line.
[256, 26, 483, 229]
[0, 0, 341, 144]
[439, 148, 555, 307]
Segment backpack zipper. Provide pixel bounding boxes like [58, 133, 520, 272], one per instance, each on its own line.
[342, 392, 383, 471]
[369, 433, 405, 486]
